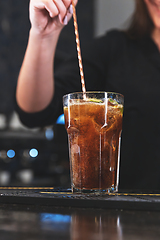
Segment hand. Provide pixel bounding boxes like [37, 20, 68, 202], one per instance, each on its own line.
[29, 0, 78, 36]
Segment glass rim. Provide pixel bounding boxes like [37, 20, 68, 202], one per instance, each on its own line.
[63, 91, 124, 99]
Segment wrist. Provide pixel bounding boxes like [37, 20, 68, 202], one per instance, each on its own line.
[29, 27, 62, 44]
[25, 28, 59, 64]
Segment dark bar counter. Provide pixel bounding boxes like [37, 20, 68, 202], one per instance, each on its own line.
[1, 187, 160, 240]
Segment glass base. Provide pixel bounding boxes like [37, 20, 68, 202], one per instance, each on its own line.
[72, 185, 118, 194]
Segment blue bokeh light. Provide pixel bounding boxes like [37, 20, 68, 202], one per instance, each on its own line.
[7, 149, 15, 158]
[56, 114, 65, 125]
[41, 213, 71, 223]
[45, 128, 54, 140]
[29, 148, 38, 158]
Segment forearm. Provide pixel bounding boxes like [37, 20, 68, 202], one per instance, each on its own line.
[16, 0, 78, 113]
[16, 28, 61, 113]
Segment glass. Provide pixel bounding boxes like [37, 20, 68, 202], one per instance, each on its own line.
[63, 92, 124, 194]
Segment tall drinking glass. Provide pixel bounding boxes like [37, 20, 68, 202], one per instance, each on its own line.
[63, 92, 124, 193]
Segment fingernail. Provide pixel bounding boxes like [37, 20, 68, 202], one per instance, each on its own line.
[63, 15, 68, 25]
[68, 4, 73, 14]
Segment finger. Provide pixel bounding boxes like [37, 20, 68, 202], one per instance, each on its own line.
[62, 0, 72, 8]
[31, 0, 59, 18]
[52, 0, 69, 24]
[62, 0, 78, 25]
[60, 0, 78, 23]
[70, 0, 78, 7]
[54, 0, 78, 26]
[63, 4, 73, 25]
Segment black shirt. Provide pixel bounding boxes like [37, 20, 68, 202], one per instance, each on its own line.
[16, 30, 160, 191]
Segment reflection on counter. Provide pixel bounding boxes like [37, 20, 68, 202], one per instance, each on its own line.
[71, 211, 122, 240]
[0, 112, 70, 187]
[0, 206, 123, 240]
[39, 211, 122, 240]
[1, 205, 160, 240]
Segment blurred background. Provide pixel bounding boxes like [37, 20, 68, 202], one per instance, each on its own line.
[0, 0, 134, 187]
